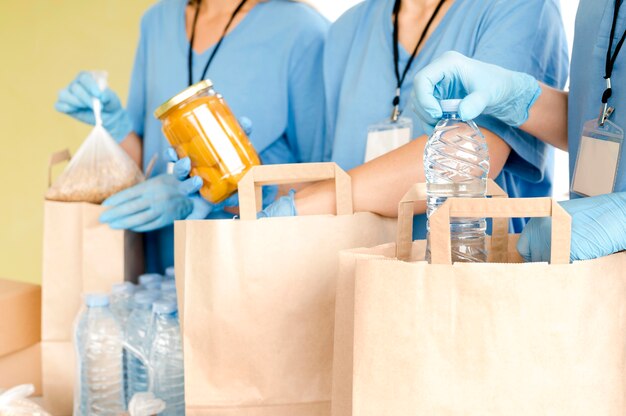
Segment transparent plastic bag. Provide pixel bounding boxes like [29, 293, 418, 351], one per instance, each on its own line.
[0, 384, 51, 416]
[46, 71, 143, 204]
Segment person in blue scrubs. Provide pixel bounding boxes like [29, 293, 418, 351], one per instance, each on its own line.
[55, 0, 328, 272]
[409, 0, 626, 261]
[261, 0, 568, 238]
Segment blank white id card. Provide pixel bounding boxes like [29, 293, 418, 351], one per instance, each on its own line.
[572, 119, 623, 197]
[365, 117, 413, 162]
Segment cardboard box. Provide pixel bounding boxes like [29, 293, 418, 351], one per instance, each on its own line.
[0, 343, 42, 395]
[0, 279, 41, 357]
[41, 341, 74, 416]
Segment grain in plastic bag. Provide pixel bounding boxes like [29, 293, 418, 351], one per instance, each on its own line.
[46, 71, 143, 204]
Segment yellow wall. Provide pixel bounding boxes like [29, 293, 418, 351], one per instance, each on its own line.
[0, 1, 154, 284]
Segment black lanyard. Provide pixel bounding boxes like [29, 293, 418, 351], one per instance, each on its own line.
[391, 0, 445, 121]
[600, 0, 626, 125]
[188, 0, 248, 86]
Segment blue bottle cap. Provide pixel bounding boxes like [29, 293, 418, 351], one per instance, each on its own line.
[152, 300, 178, 315]
[164, 266, 175, 280]
[133, 290, 160, 306]
[440, 99, 462, 113]
[161, 280, 176, 293]
[139, 273, 163, 286]
[110, 282, 136, 295]
[85, 293, 109, 307]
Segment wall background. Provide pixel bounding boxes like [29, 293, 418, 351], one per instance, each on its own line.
[0, 0, 577, 285]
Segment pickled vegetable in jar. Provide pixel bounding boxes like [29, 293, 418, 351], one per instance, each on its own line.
[154, 80, 261, 204]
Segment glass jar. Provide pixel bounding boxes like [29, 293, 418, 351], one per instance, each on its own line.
[154, 80, 261, 204]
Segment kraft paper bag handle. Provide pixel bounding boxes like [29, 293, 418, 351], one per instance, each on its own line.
[430, 197, 572, 265]
[48, 149, 72, 187]
[396, 179, 509, 262]
[238, 162, 353, 220]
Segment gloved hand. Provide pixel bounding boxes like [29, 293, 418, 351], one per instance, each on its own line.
[411, 51, 541, 130]
[55, 71, 134, 142]
[258, 190, 297, 218]
[517, 193, 626, 262]
[99, 174, 193, 232]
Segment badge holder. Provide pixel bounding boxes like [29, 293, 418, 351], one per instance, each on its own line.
[365, 114, 413, 163]
[571, 118, 623, 197]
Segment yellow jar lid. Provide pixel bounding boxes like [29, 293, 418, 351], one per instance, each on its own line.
[153, 79, 214, 119]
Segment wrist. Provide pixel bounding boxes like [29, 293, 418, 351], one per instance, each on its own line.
[293, 180, 336, 215]
[108, 110, 134, 143]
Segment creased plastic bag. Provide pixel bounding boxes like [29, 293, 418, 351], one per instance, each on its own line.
[46, 71, 143, 204]
[0, 384, 51, 416]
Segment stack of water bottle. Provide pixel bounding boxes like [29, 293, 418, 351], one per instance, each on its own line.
[73, 267, 185, 415]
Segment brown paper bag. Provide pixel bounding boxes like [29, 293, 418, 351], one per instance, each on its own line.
[331, 180, 508, 416]
[341, 187, 626, 415]
[41, 150, 144, 415]
[0, 279, 41, 357]
[175, 163, 397, 416]
[0, 343, 42, 395]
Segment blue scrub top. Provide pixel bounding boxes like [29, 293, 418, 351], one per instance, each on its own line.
[324, 0, 569, 236]
[126, 0, 328, 272]
[569, 0, 626, 195]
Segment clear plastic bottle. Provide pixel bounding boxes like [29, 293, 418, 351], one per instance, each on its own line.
[125, 290, 160, 404]
[160, 280, 177, 303]
[424, 99, 490, 263]
[164, 267, 175, 280]
[110, 282, 136, 326]
[74, 294, 125, 416]
[138, 273, 163, 290]
[149, 300, 185, 416]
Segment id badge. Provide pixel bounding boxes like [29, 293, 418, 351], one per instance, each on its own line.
[365, 117, 413, 162]
[571, 118, 623, 197]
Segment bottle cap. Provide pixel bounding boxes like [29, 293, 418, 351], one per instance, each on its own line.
[164, 266, 175, 280]
[139, 273, 163, 287]
[133, 290, 160, 306]
[152, 300, 178, 315]
[85, 293, 109, 307]
[111, 281, 136, 295]
[161, 280, 176, 293]
[440, 99, 462, 113]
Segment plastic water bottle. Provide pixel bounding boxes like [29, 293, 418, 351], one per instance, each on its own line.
[74, 294, 125, 415]
[160, 280, 177, 303]
[164, 266, 175, 280]
[125, 290, 160, 404]
[138, 273, 163, 289]
[110, 282, 136, 326]
[149, 300, 185, 416]
[424, 99, 490, 263]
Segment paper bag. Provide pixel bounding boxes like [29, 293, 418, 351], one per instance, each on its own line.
[341, 187, 626, 415]
[0, 344, 42, 395]
[41, 150, 144, 415]
[331, 180, 508, 416]
[175, 163, 397, 416]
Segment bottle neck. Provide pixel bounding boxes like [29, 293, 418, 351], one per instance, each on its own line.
[441, 111, 460, 120]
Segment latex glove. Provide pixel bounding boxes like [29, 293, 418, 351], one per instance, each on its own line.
[258, 190, 297, 218]
[517, 193, 626, 262]
[99, 174, 193, 232]
[55, 71, 133, 142]
[411, 51, 541, 130]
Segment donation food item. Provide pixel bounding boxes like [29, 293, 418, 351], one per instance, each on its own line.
[148, 300, 184, 416]
[155, 80, 261, 204]
[74, 294, 125, 415]
[424, 99, 490, 263]
[46, 71, 144, 203]
[0, 384, 50, 416]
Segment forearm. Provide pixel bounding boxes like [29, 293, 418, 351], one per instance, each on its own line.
[296, 128, 510, 217]
[119, 132, 143, 169]
[521, 83, 569, 151]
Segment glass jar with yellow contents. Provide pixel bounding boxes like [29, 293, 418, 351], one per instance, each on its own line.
[154, 80, 261, 204]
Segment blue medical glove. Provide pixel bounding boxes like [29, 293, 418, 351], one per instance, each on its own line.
[99, 174, 193, 232]
[411, 51, 541, 131]
[55, 71, 134, 143]
[258, 190, 297, 218]
[517, 193, 626, 262]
